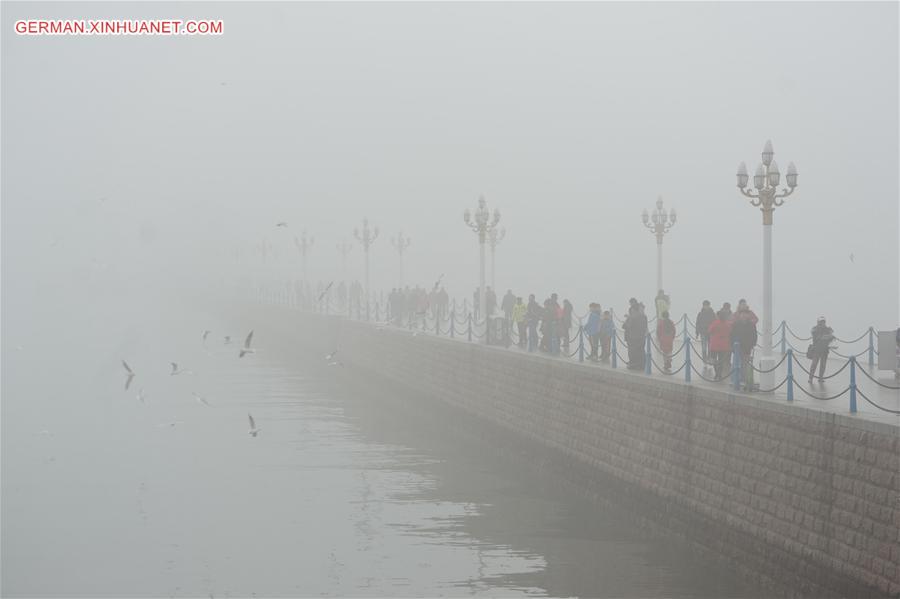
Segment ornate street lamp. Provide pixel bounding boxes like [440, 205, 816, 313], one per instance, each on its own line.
[391, 232, 411, 288]
[736, 139, 799, 386]
[641, 196, 676, 293]
[354, 218, 379, 320]
[336, 240, 352, 284]
[463, 196, 501, 328]
[488, 227, 506, 291]
[294, 231, 314, 284]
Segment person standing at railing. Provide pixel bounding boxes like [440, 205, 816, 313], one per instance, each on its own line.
[584, 303, 602, 361]
[808, 317, 835, 384]
[657, 310, 676, 372]
[624, 302, 648, 370]
[599, 310, 615, 362]
[526, 294, 541, 352]
[708, 310, 733, 380]
[512, 297, 528, 349]
[561, 299, 574, 353]
[486, 286, 497, 317]
[501, 289, 516, 343]
[695, 300, 716, 365]
[732, 302, 759, 391]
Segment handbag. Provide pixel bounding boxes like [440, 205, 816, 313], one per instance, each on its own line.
[806, 344, 815, 359]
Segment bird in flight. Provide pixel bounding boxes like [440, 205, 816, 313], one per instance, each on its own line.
[202, 330, 211, 343]
[192, 392, 211, 407]
[137, 388, 146, 404]
[248, 413, 260, 437]
[327, 360, 344, 367]
[318, 282, 333, 302]
[325, 350, 338, 361]
[223, 335, 232, 345]
[122, 360, 135, 390]
[239, 330, 255, 358]
[849, 253, 855, 263]
[432, 274, 444, 291]
[170, 362, 191, 375]
[276, 222, 288, 228]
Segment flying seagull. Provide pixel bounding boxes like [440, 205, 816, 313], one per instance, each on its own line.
[318, 282, 334, 302]
[325, 350, 338, 361]
[432, 274, 444, 291]
[327, 360, 344, 367]
[276, 222, 288, 228]
[248, 413, 260, 437]
[223, 335, 232, 345]
[849, 253, 855, 263]
[137, 388, 146, 404]
[170, 362, 192, 375]
[239, 330, 255, 358]
[192, 392, 211, 407]
[202, 330, 211, 343]
[122, 360, 135, 390]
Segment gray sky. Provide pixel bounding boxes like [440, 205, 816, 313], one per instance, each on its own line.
[3, 1, 898, 336]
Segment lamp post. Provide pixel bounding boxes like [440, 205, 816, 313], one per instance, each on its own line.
[488, 227, 505, 291]
[294, 231, 314, 284]
[354, 218, 379, 320]
[463, 196, 501, 328]
[641, 196, 676, 294]
[736, 139, 799, 387]
[336, 240, 352, 283]
[391, 232, 411, 288]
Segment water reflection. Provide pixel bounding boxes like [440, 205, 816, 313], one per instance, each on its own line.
[2, 311, 764, 598]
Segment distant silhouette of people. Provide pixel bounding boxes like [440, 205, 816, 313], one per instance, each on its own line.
[561, 299, 574, 352]
[599, 310, 615, 362]
[808, 317, 835, 383]
[584, 303, 602, 361]
[657, 310, 676, 372]
[512, 297, 528, 349]
[708, 310, 733, 380]
[695, 300, 716, 365]
[526, 294, 541, 352]
[624, 301, 648, 370]
[731, 300, 759, 390]
[655, 289, 670, 318]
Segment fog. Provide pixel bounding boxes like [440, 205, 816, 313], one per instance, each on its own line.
[2, 1, 898, 596]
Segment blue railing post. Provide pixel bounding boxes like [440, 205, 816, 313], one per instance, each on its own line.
[467, 314, 472, 343]
[683, 313, 689, 345]
[611, 335, 618, 369]
[780, 320, 787, 354]
[578, 324, 585, 363]
[645, 334, 652, 375]
[867, 328, 875, 369]
[849, 356, 858, 414]
[684, 337, 692, 383]
[786, 349, 794, 402]
[732, 341, 741, 391]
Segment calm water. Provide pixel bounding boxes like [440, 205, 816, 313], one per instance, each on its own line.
[2, 304, 766, 598]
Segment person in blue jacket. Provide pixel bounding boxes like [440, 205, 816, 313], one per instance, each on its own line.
[584, 303, 602, 361]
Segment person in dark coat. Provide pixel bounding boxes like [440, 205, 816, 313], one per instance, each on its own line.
[695, 300, 716, 364]
[809, 317, 835, 383]
[624, 302, 649, 370]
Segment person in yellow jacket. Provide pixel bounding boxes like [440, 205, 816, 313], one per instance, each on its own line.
[511, 297, 528, 349]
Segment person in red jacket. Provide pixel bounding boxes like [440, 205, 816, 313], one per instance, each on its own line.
[656, 310, 676, 372]
[707, 310, 733, 381]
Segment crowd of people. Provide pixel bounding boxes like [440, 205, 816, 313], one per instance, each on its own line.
[297, 279, 840, 389]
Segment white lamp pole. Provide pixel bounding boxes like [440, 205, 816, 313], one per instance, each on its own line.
[354, 218, 379, 320]
[641, 196, 676, 294]
[294, 231, 314, 284]
[736, 140, 799, 387]
[391, 232, 412, 288]
[336, 241, 352, 285]
[488, 227, 506, 291]
[463, 196, 501, 332]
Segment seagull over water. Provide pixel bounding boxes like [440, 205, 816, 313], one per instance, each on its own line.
[276, 221, 288, 228]
[122, 360, 135, 390]
[202, 330, 211, 343]
[137, 388, 146, 404]
[192, 392, 211, 407]
[170, 362, 192, 375]
[248, 413, 260, 437]
[239, 330, 255, 358]
[224, 335, 232, 345]
[325, 350, 338, 361]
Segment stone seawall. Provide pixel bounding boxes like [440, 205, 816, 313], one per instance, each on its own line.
[284, 310, 899, 597]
